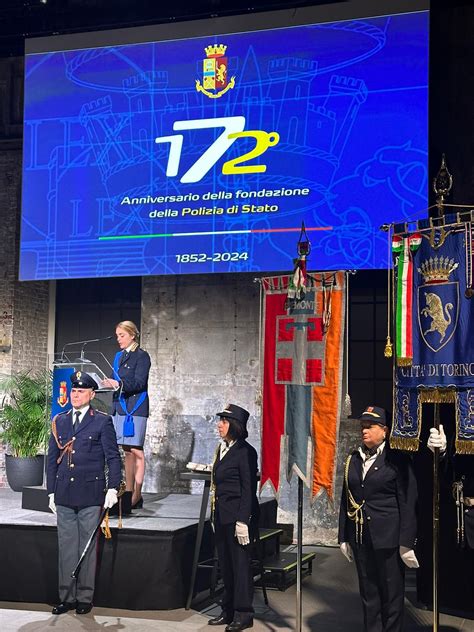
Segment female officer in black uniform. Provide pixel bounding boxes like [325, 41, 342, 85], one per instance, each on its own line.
[208, 404, 259, 632]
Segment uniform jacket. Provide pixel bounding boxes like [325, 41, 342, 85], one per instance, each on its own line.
[213, 439, 260, 527]
[338, 447, 417, 549]
[47, 407, 122, 508]
[112, 347, 151, 417]
[446, 451, 474, 549]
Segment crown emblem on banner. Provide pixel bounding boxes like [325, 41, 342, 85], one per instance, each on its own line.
[418, 256, 459, 284]
[205, 44, 227, 58]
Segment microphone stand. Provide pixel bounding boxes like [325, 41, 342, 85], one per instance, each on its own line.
[59, 336, 113, 363]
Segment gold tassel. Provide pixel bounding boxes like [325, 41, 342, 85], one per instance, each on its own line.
[100, 510, 112, 539]
[384, 336, 393, 358]
[118, 497, 123, 529]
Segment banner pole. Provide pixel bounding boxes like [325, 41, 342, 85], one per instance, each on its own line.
[431, 156, 449, 632]
[296, 477, 303, 632]
[433, 402, 440, 632]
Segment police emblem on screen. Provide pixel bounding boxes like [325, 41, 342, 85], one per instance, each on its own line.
[195, 44, 235, 98]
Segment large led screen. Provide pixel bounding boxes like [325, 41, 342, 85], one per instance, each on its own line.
[20, 6, 429, 279]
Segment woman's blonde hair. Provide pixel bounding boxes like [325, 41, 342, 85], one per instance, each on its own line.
[116, 320, 140, 341]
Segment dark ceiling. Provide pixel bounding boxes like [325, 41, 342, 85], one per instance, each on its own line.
[0, 0, 330, 57]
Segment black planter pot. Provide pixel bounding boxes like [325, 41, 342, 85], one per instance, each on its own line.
[5, 454, 44, 491]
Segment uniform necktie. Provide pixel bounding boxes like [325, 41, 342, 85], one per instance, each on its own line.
[362, 444, 378, 458]
[73, 411, 81, 433]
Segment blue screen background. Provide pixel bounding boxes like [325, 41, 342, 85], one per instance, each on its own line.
[20, 11, 429, 279]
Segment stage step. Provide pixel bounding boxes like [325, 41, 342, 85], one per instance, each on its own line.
[259, 527, 283, 542]
[198, 528, 314, 595]
[257, 527, 283, 557]
[259, 551, 316, 591]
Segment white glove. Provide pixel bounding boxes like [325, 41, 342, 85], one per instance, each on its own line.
[235, 521, 250, 546]
[48, 493, 57, 514]
[104, 489, 118, 509]
[399, 546, 419, 568]
[340, 542, 353, 563]
[427, 425, 447, 453]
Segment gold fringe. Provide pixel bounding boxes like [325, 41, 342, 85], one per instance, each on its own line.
[389, 436, 420, 452]
[397, 357, 412, 366]
[100, 510, 112, 539]
[419, 389, 456, 404]
[455, 440, 474, 455]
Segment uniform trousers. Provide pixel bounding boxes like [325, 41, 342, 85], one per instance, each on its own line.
[353, 544, 405, 632]
[56, 504, 102, 603]
[215, 521, 254, 616]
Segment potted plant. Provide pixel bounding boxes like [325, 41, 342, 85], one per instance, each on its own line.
[0, 370, 51, 491]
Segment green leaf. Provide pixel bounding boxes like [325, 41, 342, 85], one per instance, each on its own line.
[0, 370, 51, 458]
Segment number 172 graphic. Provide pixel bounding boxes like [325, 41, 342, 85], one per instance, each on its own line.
[154, 116, 280, 184]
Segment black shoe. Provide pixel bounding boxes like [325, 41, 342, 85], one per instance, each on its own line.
[132, 497, 143, 509]
[208, 611, 233, 626]
[76, 602, 93, 615]
[225, 615, 253, 631]
[51, 602, 76, 615]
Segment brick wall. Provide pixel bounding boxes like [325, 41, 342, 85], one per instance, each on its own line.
[0, 58, 50, 487]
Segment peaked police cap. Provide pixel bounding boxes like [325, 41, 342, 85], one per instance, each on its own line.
[216, 403, 250, 427]
[70, 371, 98, 391]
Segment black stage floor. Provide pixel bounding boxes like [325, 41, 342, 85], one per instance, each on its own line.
[0, 488, 276, 610]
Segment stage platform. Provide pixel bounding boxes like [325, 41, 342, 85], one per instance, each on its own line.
[0, 488, 277, 610]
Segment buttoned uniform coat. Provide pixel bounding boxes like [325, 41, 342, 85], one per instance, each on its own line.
[338, 447, 417, 549]
[213, 438, 260, 616]
[447, 452, 474, 549]
[112, 347, 151, 417]
[47, 407, 122, 508]
[213, 439, 260, 531]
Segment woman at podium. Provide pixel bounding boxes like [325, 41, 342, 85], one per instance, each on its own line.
[102, 320, 151, 509]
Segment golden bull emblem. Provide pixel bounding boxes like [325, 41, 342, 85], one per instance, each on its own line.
[417, 256, 459, 352]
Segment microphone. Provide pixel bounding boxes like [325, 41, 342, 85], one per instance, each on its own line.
[79, 335, 114, 360]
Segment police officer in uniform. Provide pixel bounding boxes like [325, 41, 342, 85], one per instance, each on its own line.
[47, 371, 122, 615]
[338, 406, 419, 632]
[208, 404, 259, 631]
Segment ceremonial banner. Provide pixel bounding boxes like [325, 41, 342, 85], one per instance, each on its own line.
[51, 366, 74, 418]
[261, 272, 345, 500]
[392, 216, 474, 452]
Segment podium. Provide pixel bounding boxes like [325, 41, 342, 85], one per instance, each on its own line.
[52, 349, 115, 410]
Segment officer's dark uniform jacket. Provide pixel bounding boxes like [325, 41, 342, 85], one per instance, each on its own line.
[213, 439, 260, 530]
[47, 407, 122, 508]
[338, 447, 417, 549]
[112, 347, 151, 418]
[446, 451, 474, 549]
